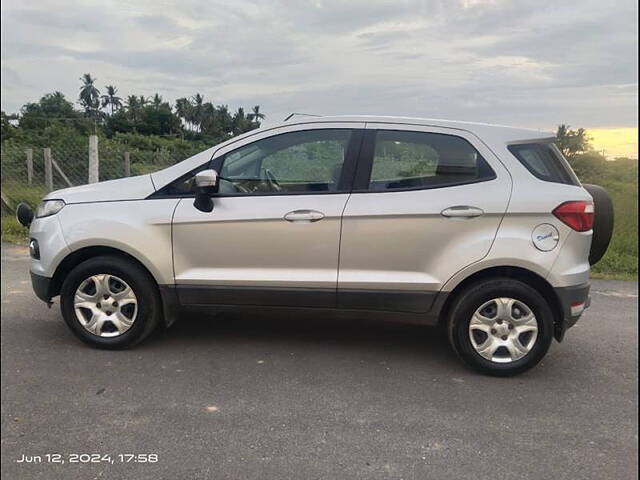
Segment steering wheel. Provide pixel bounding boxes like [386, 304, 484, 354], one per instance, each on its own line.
[261, 168, 282, 192]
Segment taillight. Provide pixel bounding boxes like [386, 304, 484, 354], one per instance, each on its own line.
[553, 201, 594, 232]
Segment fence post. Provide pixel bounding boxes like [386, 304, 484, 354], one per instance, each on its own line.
[44, 148, 53, 192]
[51, 158, 73, 188]
[88, 135, 99, 183]
[124, 151, 131, 177]
[26, 148, 33, 185]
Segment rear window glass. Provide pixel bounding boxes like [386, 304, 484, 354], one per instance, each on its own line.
[508, 143, 579, 185]
[368, 130, 495, 191]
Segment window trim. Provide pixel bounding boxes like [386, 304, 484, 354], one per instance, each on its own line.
[351, 129, 497, 193]
[150, 128, 364, 199]
[149, 162, 213, 198]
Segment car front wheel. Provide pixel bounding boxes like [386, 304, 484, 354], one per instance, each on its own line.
[60, 255, 161, 349]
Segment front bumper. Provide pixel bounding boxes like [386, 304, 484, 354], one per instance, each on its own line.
[30, 271, 52, 303]
[553, 282, 591, 341]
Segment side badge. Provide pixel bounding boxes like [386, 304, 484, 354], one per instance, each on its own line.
[532, 224, 560, 251]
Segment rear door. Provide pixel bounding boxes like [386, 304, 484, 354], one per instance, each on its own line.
[171, 123, 364, 308]
[337, 123, 511, 312]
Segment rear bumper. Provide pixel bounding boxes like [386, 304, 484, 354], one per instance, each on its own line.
[553, 282, 590, 341]
[30, 271, 52, 303]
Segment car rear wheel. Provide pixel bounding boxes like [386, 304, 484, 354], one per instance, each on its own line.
[60, 255, 161, 349]
[447, 278, 554, 376]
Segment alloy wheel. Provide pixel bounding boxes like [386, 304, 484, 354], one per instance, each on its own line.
[468, 297, 539, 363]
[73, 274, 138, 337]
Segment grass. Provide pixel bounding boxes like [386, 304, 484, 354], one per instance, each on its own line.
[1, 182, 45, 245]
[1, 215, 29, 244]
[1, 182, 47, 207]
[577, 158, 638, 280]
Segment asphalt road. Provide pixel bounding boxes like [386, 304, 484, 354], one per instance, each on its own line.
[1, 243, 638, 480]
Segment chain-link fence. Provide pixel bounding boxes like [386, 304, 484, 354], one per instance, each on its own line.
[1, 135, 201, 212]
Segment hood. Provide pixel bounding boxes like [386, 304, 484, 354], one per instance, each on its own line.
[43, 174, 156, 204]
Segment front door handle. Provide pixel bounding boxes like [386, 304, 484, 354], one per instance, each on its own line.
[441, 206, 485, 218]
[284, 209, 325, 222]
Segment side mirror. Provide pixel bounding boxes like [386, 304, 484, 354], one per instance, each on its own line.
[193, 169, 219, 213]
[16, 202, 34, 227]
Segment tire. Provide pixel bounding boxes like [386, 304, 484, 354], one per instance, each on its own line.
[447, 278, 554, 376]
[583, 184, 614, 266]
[60, 255, 161, 349]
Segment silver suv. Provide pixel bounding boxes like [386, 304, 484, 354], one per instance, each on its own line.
[17, 116, 614, 375]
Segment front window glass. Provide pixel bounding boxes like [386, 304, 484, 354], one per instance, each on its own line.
[219, 129, 352, 194]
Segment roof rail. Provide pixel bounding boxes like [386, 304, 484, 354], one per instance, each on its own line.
[283, 112, 323, 122]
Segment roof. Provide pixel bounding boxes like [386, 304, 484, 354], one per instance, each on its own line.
[282, 114, 554, 143]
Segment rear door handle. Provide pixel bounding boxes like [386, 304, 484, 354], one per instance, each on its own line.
[441, 206, 485, 218]
[284, 209, 325, 222]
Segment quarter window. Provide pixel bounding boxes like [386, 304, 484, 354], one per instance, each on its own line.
[219, 129, 352, 194]
[367, 130, 495, 191]
[508, 143, 579, 185]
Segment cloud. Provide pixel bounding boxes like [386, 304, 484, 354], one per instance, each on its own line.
[1, 0, 637, 129]
[132, 14, 184, 34]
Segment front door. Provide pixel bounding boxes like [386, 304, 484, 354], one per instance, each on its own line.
[172, 124, 363, 307]
[338, 124, 512, 313]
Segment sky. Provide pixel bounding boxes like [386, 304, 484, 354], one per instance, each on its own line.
[1, 0, 638, 156]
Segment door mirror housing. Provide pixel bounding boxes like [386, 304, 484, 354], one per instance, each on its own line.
[195, 169, 219, 191]
[193, 169, 219, 212]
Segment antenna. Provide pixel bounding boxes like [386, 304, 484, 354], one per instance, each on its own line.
[283, 113, 323, 122]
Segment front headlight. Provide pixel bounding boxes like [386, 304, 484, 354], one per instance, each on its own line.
[35, 199, 66, 218]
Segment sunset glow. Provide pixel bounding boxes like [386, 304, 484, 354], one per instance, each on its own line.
[587, 128, 638, 159]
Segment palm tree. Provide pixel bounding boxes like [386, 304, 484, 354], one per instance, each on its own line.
[216, 104, 232, 135]
[233, 107, 254, 135]
[152, 93, 163, 108]
[175, 97, 190, 131]
[139, 95, 149, 107]
[79, 73, 100, 116]
[100, 85, 122, 115]
[125, 95, 140, 121]
[199, 102, 218, 135]
[191, 93, 204, 131]
[248, 105, 265, 125]
[52, 91, 67, 103]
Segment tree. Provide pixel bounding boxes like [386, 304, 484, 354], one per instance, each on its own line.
[174, 97, 192, 131]
[556, 124, 591, 158]
[248, 105, 265, 126]
[104, 109, 135, 136]
[191, 93, 205, 131]
[1, 111, 18, 140]
[101, 85, 123, 115]
[567, 150, 607, 181]
[125, 95, 141, 122]
[2, 75, 267, 145]
[78, 73, 100, 117]
[199, 102, 219, 136]
[555, 124, 610, 181]
[138, 103, 182, 135]
[19, 92, 82, 130]
[216, 104, 232, 134]
[232, 107, 255, 135]
[38, 91, 77, 118]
